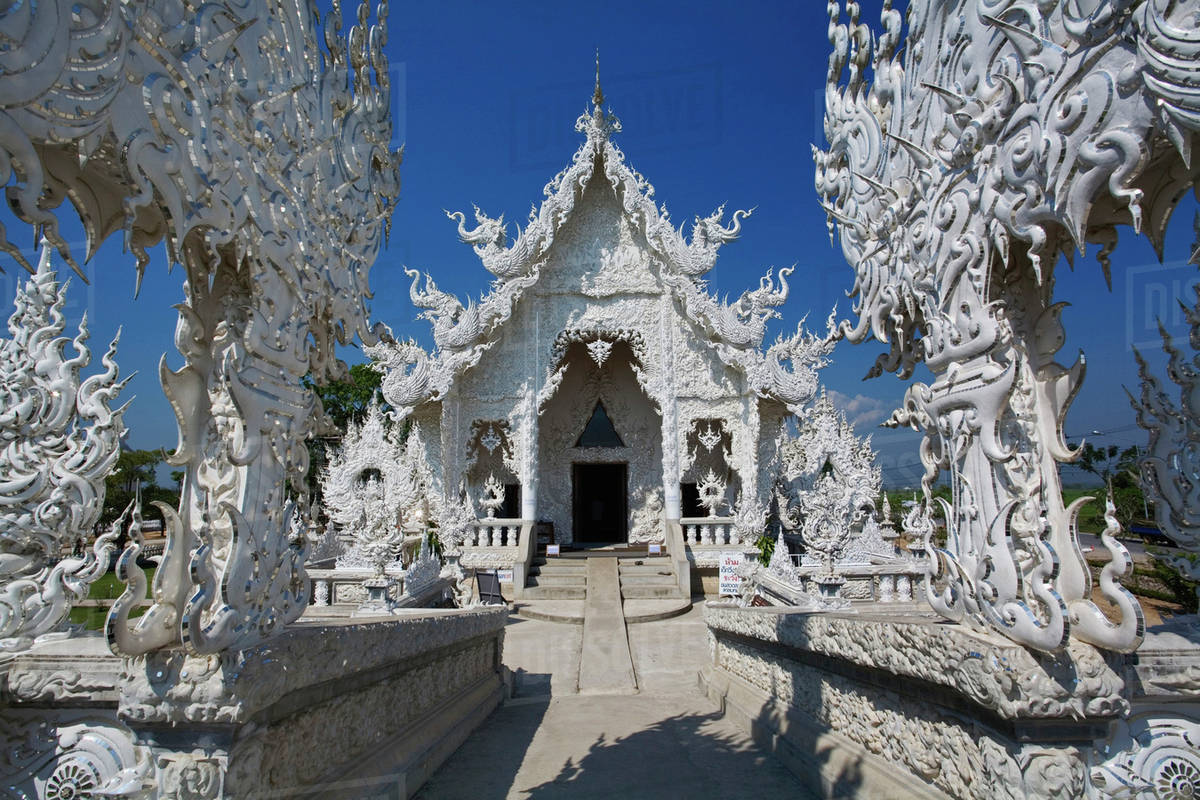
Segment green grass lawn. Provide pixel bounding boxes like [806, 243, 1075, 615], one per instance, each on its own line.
[68, 565, 155, 631]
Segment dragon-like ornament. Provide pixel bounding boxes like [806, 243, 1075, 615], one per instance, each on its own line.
[1, 0, 402, 656]
[814, 0, 1199, 653]
[0, 243, 129, 649]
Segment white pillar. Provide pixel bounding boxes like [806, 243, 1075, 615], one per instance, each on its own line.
[659, 296, 682, 520]
[521, 392, 538, 521]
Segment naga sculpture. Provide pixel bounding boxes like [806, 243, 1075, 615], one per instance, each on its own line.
[0, 243, 129, 649]
[0, 0, 402, 655]
[815, 0, 1198, 653]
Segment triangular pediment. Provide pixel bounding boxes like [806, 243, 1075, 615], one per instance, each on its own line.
[575, 402, 624, 448]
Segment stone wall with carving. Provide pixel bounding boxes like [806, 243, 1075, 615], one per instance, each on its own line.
[117, 607, 507, 798]
[702, 605, 1128, 799]
[1, 637, 147, 797]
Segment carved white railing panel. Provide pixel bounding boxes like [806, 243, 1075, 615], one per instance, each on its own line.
[682, 518, 738, 546]
[466, 519, 523, 549]
[0, 0, 406, 656]
[813, 0, 1200, 651]
[0, 243, 128, 650]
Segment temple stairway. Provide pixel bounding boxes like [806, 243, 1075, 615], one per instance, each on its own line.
[521, 555, 588, 600]
[517, 547, 691, 624]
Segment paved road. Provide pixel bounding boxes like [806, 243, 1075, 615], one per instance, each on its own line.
[415, 606, 812, 800]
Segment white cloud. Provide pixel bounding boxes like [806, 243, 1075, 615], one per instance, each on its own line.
[825, 389, 890, 431]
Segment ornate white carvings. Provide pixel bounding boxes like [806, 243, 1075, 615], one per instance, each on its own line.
[374, 89, 832, 430]
[812, 0, 1196, 652]
[1, 0, 402, 656]
[0, 244, 128, 649]
[479, 474, 505, 519]
[772, 392, 884, 604]
[697, 470, 728, 518]
[1091, 707, 1200, 800]
[1133, 222, 1200, 591]
[586, 339, 614, 367]
[322, 399, 413, 531]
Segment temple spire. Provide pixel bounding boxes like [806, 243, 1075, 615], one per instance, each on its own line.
[593, 47, 604, 108]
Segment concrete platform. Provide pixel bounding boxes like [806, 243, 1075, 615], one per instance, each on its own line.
[414, 605, 811, 799]
[514, 600, 585, 624]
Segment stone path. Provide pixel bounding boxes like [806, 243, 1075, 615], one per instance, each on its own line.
[414, 605, 812, 800]
[577, 558, 637, 694]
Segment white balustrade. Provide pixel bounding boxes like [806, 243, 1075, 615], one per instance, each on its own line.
[466, 519, 523, 549]
[682, 517, 737, 547]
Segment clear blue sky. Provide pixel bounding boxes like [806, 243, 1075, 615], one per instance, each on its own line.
[2, 1, 1195, 488]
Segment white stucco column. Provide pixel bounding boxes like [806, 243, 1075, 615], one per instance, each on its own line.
[521, 306, 540, 522]
[659, 297, 682, 520]
[662, 397, 682, 520]
[521, 388, 538, 521]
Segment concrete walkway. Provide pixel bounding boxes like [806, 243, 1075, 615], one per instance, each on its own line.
[577, 558, 637, 694]
[414, 605, 812, 799]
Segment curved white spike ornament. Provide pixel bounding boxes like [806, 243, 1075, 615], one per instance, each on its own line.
[0, 0, 402, 655]
[0, 243, 129, 649]
[813, 0, 1199, 652]
[1132, 215, 1200, 598]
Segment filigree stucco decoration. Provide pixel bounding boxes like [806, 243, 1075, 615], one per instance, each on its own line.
[1, 243, 128, 650]
[813, 0, 1196, 652]
[368, 80, 835, 554]
[372, 88, 832, 427]
[321, 398, 411, 531]
[697, 470, 728, 518]
[479, 474, 505, 518]
[1133, 217, 1200, 592]
[1091, 706, 1200, 800]
[0, 710, 147, 799]
[774, 392, 883, 596]
[3, 0, 402, 656]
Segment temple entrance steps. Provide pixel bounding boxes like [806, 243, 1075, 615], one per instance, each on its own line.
[521, 556, 587, 600]
[515, 550, 691, 623]
[618, 557, 682, 599]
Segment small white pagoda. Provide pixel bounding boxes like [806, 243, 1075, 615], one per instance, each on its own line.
[369, 74, 833, 563]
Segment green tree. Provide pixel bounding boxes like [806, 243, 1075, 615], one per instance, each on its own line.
[307, 362, 384, 432]
[1076, 443, 1148, 530]
[101, 448, 180, 526]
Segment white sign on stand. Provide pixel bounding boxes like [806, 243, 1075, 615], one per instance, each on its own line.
[719, 551, 743, 597]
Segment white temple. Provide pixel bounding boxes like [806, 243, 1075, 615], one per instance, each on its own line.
[369, 76, 833, 555]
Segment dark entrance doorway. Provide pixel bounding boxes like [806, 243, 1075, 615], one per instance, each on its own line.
[572, 463, 628, 543]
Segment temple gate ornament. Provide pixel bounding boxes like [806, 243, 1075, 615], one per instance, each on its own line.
[0, 0, 402, 659]
[697, 471, 728, 518]
[1, 0, 402, 657]
[814, 0, 1199, 653]
[1133, 215, 1200, 593]
[772, 391, 884, 607]
[0, 243, 129, 650]
[479, 474, 506, 519]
